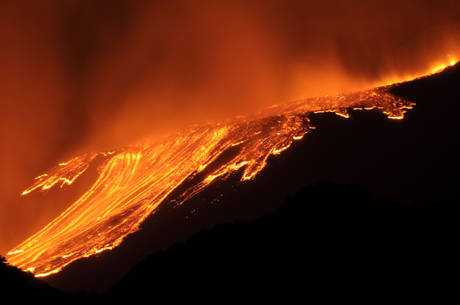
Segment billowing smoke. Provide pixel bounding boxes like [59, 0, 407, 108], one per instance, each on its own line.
[1, 0, 459, 253]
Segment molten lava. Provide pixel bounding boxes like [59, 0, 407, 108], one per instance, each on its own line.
[6, 60, 457, 277]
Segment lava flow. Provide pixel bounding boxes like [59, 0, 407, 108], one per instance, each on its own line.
[6, 60, 457, 278]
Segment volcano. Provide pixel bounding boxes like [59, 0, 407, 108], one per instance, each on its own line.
[6, 88, 414, 278]
[3, 61, 459, 294]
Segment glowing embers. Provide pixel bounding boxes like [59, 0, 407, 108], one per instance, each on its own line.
[7, 88, 414, 277]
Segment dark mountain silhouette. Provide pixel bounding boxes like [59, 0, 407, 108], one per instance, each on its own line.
[109, 181, 456, 299]
[0, 256, 64, 299]
[0, 182, 459, 303]
[1, 180, 456, 300]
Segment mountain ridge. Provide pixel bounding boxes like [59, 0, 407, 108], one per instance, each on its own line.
[36, 62, 460, 292]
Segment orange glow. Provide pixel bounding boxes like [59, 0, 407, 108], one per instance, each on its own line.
[377, 56, 459, 87]
[5, 61, 456, 277]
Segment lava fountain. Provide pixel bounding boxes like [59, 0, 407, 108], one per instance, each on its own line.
[6, 60, 457, 277]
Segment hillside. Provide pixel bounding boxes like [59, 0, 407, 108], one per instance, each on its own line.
[111, 181, 456, 298]
[38, 63, 460, 292]
[0, 256, 64, 299]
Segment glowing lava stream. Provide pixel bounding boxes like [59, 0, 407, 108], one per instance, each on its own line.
[6, 60, 458, 278]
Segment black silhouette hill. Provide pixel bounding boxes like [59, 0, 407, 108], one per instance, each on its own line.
[2, 181, 456, 300]
[110, 181, 456, 300]
[0, 256, 65, 300]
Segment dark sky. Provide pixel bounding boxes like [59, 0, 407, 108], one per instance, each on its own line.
[1, 0, 460, 252]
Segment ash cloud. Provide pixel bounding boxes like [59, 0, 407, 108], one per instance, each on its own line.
[1, 0, 460, 252]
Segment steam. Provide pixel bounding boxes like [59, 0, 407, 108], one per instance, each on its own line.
[1, 0, 460, 253]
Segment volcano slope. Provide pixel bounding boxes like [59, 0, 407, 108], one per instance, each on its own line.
[110, 181, 456, 299]
[3, 180, 456, 301]
[40, 63, 460, 292]
[0, 256, 65, 300]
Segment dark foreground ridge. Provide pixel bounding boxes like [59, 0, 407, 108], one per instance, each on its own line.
[0, 256, 64, 299]
[110, 181, 456, 299]
[2, 181, 457, 300]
